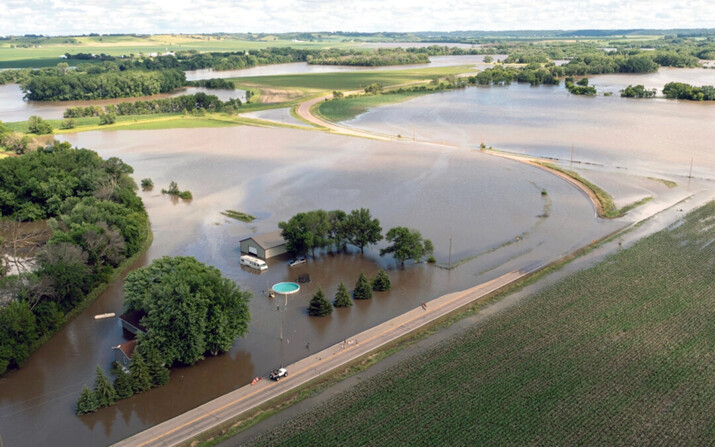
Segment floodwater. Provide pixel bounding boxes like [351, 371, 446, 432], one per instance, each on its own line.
[344, 71, 715, 180]
[0, 126, 618, 447]
[588, 66, 715, 93]
[240, 107, 307, 127]
[184, 54, 502, 80]
[0, 85, 246, 123]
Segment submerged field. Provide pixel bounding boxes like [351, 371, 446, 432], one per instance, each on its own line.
[316, 91, 433, 122]
[247, 202, 715, 447]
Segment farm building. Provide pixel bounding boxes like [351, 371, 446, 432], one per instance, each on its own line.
[112, 339, 137, 371]
[239, 230, 287, 260]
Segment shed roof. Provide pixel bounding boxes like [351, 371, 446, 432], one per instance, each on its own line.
[115, 339, 138, 358]
[242, 230, 286, 250]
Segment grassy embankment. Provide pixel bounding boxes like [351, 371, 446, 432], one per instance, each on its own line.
[536, 162, 653, 218]
[244, 201, 715, 447]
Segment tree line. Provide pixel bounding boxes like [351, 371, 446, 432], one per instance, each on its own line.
[279, 208, 434, 264]
[663, 82, 715, 100]
[0, 143, 149, 376]
[63, 92, 243, 118]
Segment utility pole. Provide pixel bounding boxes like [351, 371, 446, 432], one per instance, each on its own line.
[689, 157, 693, 178]
[570, 144, 574, 169]
[448, 237, 452, 269]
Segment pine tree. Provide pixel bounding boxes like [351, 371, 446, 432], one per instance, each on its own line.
[93, 365, 117, 408]
[308, 287, 333, 316]
[372, 269, 392, 291]
[129, 351, 152, 394]
[113, 366, 134, 400]
[76, 386, 100, 415]
[145, 348, 170, 387]
[334, 281, 352, 307]
[353, 272, 373, 299]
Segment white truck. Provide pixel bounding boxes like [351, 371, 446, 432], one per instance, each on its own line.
[240, 255, 267, 271]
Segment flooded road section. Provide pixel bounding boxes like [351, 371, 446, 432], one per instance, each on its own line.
[0, 85, 246, 123]
[344, 75, 715, 180]
[0, 126, 617, 447]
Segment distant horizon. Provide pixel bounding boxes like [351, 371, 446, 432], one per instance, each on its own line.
[4, 28, 715, 39]
[1, 0, 714, 37]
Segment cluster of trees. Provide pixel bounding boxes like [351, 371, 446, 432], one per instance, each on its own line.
[185, 78, 236, 89]
[1, 121, 34, 155]
[279, 208, 383, 257]
[161, 181, 193, 200]
[279, 208, 434, 265]
[308, 270, 392, 317]
[565, 77, 597, 95]
[0, 143, 149, 375]
[76, 352, 169, 415]
[559, 53, 659, 75]
[21, 68, 186, 101]
[123, 256, 251, 365]
[64, 93, 242, 118]
[663, 82, 715, 101]
[307, 49, 430, 66]
[621, 84, 656, 98]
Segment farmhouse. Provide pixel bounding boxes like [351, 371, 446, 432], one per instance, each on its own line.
[239, 230, 287, 260]
[112, 339, 137, 371]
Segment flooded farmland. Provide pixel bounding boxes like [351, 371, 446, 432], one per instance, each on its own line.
[0, 67, 713, 447]
[0, 124, 619, 446]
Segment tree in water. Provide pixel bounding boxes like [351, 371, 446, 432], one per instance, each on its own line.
[93, 365, 117, 408]
[308, 287, 333, 316]
[372, 269, 391, 291]
[76, 386, 100, 415]
[113, 365, 134, 400]
[129, 351, 152, 394]
[353, 273, 373, 299]
[334, 281, 352, 307]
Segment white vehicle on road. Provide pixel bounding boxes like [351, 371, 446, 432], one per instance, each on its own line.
[269, 367, 288, 381]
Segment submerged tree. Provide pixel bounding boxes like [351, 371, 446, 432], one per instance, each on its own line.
[334, 281, 352, 307]
[353, 273, 373, 299]
[380, 227, 434, 265]
[129, 350, 152, 394]
[344, 208, 382, 253]
[372, 269, 391, 291]
[76, 386, 100, 415]
[308, 287, 333, 316]
[93, 365, 117, 408]
[113, 365, 134, 400]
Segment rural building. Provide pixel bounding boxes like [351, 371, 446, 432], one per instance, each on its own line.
[239, 230, 287, 260]
[112, 339, 138, 371]
[118, 309, 147, 336]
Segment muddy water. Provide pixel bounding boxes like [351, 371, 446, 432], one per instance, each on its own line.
[345, 74, 715, 180]
[184, 55, 501, 80]
[0, 85, 246, 123]
[0, 126, 616, 447]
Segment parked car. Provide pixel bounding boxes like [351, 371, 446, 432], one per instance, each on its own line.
[288, 257, 306, 267]
[270, 367, 288, 381]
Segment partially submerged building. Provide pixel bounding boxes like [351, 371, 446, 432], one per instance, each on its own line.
[239, 230, 287, 260]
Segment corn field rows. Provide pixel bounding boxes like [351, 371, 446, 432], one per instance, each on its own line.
[247, 202, 715, 446]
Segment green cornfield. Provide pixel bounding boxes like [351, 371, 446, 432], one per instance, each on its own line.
[247, 202, 715, 446]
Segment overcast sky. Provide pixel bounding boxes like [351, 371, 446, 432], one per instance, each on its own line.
[1, 0, 714, 36]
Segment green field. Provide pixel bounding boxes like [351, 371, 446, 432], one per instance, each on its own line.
[317, 91, 436, 122]
[247, 202, 715, 446]
[233, 66, 473, 92]
[0, 34, 356, 69]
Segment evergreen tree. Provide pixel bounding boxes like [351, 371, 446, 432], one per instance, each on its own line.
[113, 366, 134, 400]
[129, 351, 152, 393]
[372, 269, 392, 291]
[76, 386, 100, 415]
[334, 281, 352, 307]
[93, 365, 117, 408]
[145, 348, 170, 387]
[353, 272, 373, 299]
[308, 287, 333, 317]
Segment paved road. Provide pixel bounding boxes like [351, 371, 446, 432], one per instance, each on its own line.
[112, 270, 525, 447]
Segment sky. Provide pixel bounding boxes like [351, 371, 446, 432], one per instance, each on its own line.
[1, 0, 714, 36]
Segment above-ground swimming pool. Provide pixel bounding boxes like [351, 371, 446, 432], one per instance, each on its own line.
[272, 282, 301, 294]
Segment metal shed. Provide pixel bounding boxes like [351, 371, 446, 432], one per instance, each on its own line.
[239, 230, 287, 260]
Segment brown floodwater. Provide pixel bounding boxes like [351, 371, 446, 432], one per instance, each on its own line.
[345, 69, 715, 180]
[0, 125, 618, 447]
[0, 85, 246, 123]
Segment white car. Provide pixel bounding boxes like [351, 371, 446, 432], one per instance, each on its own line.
[270, 367, 288, 381]
[288, 257, 306, 267]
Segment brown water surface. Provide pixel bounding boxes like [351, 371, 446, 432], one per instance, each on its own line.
[0, 126, 614, 447]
